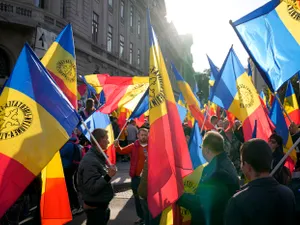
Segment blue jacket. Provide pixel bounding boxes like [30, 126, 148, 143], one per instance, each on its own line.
[60, 138, 80, 168]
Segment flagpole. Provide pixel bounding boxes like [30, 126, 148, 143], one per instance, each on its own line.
[270, 136, 300, 176]
[274, 92, 293, 123]
[81, 120, 113, 166]
[115, 120, 129, 140]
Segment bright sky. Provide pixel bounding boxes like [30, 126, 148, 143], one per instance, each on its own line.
[165, 0, 270, 72]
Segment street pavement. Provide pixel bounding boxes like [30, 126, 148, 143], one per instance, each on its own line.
[67, 161, 137, 225]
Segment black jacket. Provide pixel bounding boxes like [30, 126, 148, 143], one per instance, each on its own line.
[225, 177, 296, 225]
[178, 151, 240, 225]
[77, 147, 114, 206]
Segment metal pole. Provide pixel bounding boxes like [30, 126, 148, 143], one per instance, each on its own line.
[270, 136, 300, 176]
[81, 120, 113, 166]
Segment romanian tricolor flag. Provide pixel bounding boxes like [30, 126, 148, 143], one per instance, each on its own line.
[284, 81, 300, 126]
[80, 110, 116, 164]
[210, 47, 273, 141]
[269, 97, 296, 172]
[231, 0, 300, 92]
[178, 94, 194, 128]
[40, 152, 72, 225]
[260, 91, 267, 106]
[41, 24, 77, 109]
[160, 121, 207, 225]
[84, 74, 149, 114]
[147, 11, 193, 218]
[172, 64, 214, 131]
[0, 44, 79, 217]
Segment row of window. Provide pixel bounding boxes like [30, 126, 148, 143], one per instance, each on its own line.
[110, 0, 141, 35]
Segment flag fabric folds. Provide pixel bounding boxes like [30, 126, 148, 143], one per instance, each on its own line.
[231, 0, 300, 92]
[172, 64, 214, 131]
[0, 43, 79, 217]
[84, 74, 149, 114]
[284, 81, 300, 126]
[80, 110, 116, 165]
[40, 152, 72, 225]
[160, 121, 207, 225]
[41, 24, 77, 109]
[210, 47, 273, 141]
[269, 98, 296, 171]
[147, 11, 193, 218]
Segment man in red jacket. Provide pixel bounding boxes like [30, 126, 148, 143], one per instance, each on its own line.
[114, 128, 148, 225]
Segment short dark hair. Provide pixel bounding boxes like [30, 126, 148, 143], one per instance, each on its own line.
[184, 127, 192, 137]
[86, 98, 94, 105]
[241, 139, 272, 173]
[269, 133, 283, 147]
[91, 128, 108, 146]
[210, 116, 218, 123]
[202, 131, 224, 153]
[138, 127, 148, 134]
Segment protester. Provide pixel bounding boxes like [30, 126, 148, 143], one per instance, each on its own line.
[77, 128, 117, 225]
[114, 128, 149, 225]
[220, 119, 242, 176]
[127, 120, 139, 144]
[79, 98, 97, 120]
[177, 131, 240, 225]
[225, 139, 296, 225]
[210, 115, 218, 129]
[268, 133, 292, 185]
[138, 150, 161, 225]
[60, 137, 83, 215]
[184, 126, 192, 143]
[110, 116, 120, 139]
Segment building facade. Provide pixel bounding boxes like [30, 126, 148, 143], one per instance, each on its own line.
[0, 0, 194, 96]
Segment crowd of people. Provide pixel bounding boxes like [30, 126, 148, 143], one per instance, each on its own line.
[2, 97, 300, 225]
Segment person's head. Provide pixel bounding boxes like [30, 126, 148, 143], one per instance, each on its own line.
[217, 119, 224, 128]
[138, 128, 149, 144]
[91, 128, 109, 150]
[85, 98, 95, 110]
[268, 133, 283, 152]
[223, 118, 230, 131]
[184, 126, 192, 143]
[240, 139, 272, 181]
[202, 131, 224, 162]
[130, 120, 136, 126]
[210, 116, 218, 126]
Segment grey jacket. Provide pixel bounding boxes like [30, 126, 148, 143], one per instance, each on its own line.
[77, 147, 114, 206]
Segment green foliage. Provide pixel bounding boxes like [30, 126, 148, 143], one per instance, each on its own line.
[195, 69, 210, 104]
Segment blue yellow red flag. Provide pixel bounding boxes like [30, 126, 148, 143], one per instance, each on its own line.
[284, 81, 300, 126]
[231, 0, 300, 92]
[210, 47, 273, 141]
[147, 9, 193, 218]
[172, 63, 214, 130]
[41, 24, 77, 109]
[0, 43, 79, 217]
[269, 97, 296, 171]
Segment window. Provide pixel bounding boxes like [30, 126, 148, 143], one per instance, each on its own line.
[137, 49, 141, 66]
[119, 35, 125, 58]
[34, 0, 45, 8]
[107, 25, 113, 52]
[137, 14, 141, 36]
[120, 1, 124, 19]
[129, 43, 133, 64]
[62, 0, 66, 18]
[130, 5, 133, 28]
[92, 12, 99, 43]
[108, 0, 113, 13]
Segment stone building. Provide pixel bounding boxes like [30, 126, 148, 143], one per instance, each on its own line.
[0, 0, 195, 96]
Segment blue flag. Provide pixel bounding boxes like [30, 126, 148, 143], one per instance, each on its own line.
[188, 121, 207, 169]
